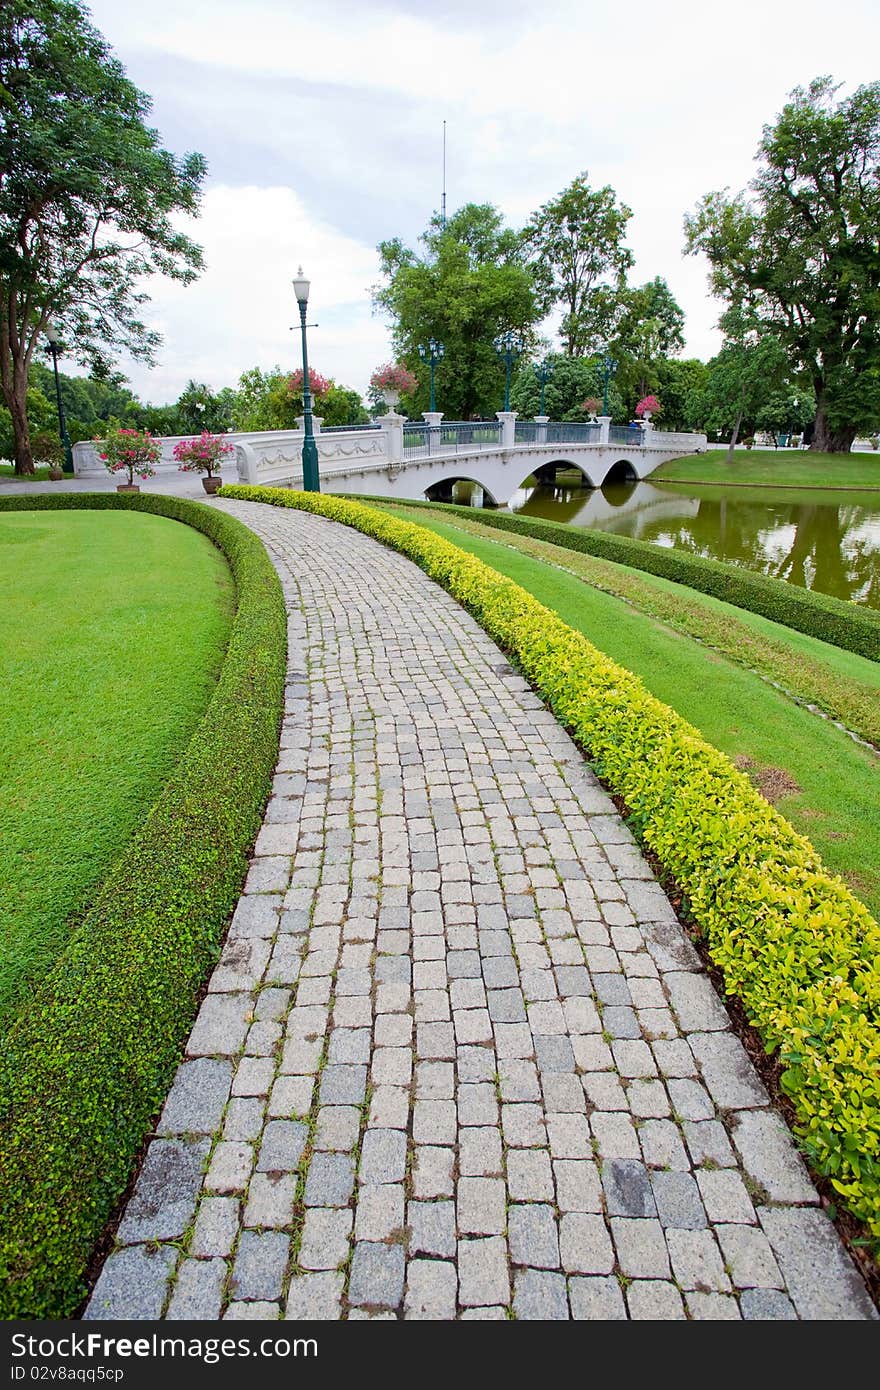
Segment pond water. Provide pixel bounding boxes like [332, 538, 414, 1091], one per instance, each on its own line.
[442, 476, 880, 609]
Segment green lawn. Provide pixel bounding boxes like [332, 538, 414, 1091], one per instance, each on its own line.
[655, 448, 880, 488]
[0, 510, 234, 1030]
[379, 505, 880, 919]
[0, 464, 55, 482]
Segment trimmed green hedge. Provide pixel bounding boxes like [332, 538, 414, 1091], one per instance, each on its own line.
[0, 493, 286, 1318]
[345, 495, 880, 663]
[223, 485, 880, 1239]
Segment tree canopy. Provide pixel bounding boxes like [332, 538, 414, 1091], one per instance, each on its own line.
[373, 204, 541, 418]
[523, 173, 633, 357]
[685, 76, 880, 453]
[0, 0, 206, 470]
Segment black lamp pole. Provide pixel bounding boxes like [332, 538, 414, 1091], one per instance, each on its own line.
[600, 352, 617, 416]
[418, 338, 445, 412]
[292, 267, 320, 492]
[494, 331, 524, 411]
[45, 323, 74, 472]
[535, 358, 554, 416]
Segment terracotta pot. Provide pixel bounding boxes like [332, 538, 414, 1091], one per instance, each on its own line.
[116, 483, 140, 493]
[202, 475, 222, 495]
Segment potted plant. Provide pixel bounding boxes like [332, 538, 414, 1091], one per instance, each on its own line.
[635, 394, 661, 423]
[370, 362, 418, 410]
[32, 431, 65, 480]
[96, 425, 161, 491]
[173, 430, 234, 494]
[581, 397, 601, 422]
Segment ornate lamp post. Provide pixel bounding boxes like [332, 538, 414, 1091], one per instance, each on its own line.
[44, 321, 74, 473]
[417, 338, 445, 412]
[534, 357, 555, 416]
[599, 352, 617, 416]
[292, 266, 320, 493]
[494, 330, 525, 411]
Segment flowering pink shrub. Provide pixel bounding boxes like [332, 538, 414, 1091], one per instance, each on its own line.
[288, 368, 330, 396]
[635, 394, 662, 417]
[370, 362, 418, 395]
[581, 397, 601, 416]
[173, 430, 234, 477]
[96, 426, 161, 484]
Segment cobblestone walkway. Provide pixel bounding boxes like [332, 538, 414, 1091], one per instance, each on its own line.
[86, 500, 877, 1321]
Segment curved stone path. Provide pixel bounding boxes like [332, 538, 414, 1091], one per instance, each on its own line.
[86, 500, 877, 1321]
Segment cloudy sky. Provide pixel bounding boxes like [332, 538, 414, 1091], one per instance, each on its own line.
[84, 0, 879, 406]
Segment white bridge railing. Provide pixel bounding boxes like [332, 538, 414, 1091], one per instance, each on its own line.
[73, 411, 707, 486]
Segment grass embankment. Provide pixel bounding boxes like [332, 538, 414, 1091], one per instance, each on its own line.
[655, 448, 880, 488]
[0, 493, 286, 1318]
[0, 510, 234, 1030]
[376, 503, 880, 921]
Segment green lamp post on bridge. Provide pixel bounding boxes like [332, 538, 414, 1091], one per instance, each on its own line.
[292, 266, 320, 493]
[599, 351, 617, 417]
[534, 357, 555, 416]
[418, 338, 445, 413]
[44, 321, 74, 473]
[494, 330, 525, 411]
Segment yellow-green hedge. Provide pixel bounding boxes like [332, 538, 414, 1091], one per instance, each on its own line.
[222, 484, 880, 1238]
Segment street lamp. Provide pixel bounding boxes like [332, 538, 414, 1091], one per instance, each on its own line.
[417, 338, 445, 412]
[598, 351, 617, 416]
[534, 357, 555, 416]
[44, 321, 74, 473]
[292, 266, 320, 493]
[493, 330, 525, 411]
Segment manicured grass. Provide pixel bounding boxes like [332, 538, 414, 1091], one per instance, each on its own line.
[0, 509, 234, 1030]
[655, 448, 880, 488]
[0, 464, 54, 481]
[0, 492, 286, 1318]
[388, 505, 880, 746]
[377, 504, 880, 920]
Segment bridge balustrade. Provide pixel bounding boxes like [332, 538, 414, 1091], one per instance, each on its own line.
[609, 424, 646, 445]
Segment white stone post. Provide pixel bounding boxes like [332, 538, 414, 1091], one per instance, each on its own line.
[234, 442, 259, 484]
[496, 410, 517, 448]
[597, 415, 611, 445]
[639, 419, 655, 447]
[295, 415, 323, 434]
[378, 411, 404, 469]
[534, 415, 549, 445]
[422, 412, 443, 429]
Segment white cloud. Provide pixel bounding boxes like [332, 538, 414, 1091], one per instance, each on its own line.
[117, 185, 393, 402]
[83, 0, 880, 403]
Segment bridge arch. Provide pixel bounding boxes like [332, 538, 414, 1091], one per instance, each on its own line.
[601, 458, 639, 486]
[518, 458, 597, 491]
[424, 475, 500, 507]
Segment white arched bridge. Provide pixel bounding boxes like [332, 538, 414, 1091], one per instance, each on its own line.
[73, 411, 707, 505]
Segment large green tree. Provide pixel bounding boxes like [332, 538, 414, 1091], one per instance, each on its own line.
[0, 0, 206, 472]
[523, 173, 633, 357]
[373, 204, 540, 419]
[611, 277, 686, 403]
[231, 365, 367, 431]
[684, 76, 880, 453]
[692, 307, 791, 458]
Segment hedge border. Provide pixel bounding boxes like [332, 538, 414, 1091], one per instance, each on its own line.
[222, 485, 880, 1241]
[342, 494, 880, 662]
[0, 493, 287, 1318]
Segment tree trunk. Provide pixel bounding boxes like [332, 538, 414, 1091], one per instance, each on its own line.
[8, 370, 34, 475]
[811, 403, 857, 454]
[725, 405, 744, 463]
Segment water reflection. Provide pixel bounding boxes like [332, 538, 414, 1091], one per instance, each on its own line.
[506, 479, 880, 608]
